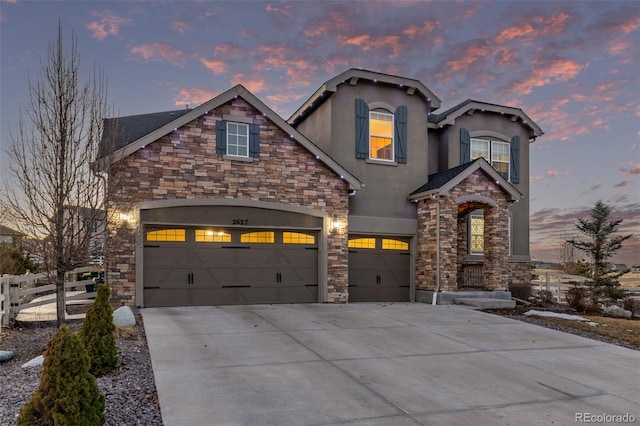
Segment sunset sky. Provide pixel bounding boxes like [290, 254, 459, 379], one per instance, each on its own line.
[1, 1, 638, 265]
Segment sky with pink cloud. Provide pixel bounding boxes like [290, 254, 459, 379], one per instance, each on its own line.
[1, 1, 638, 265]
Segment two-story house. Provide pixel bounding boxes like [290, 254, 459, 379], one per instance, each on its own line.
[100, 68, 542, 308]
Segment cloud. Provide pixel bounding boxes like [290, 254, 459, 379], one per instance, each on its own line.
[173, 88, 220, 107]
[172, 20, 187, 33]
[507, 57, 584, 95]
[579, 183, 602, 195]
[86, 11, 131, 41]
[619, 163, 640, 175]
[303, 11, 351, 37]
[214, 43, 243, 56]
[265, 3, 293, 18]
[129, 42, 184, 66]
[495, 12, 570, 44]
[531, 170, 560, 182]
[200, 58, 227, 75]
[231, 73, 266, 93]
[337, 34, 404, 59]
[403, 20, 441, 38]
[614, 180, 630, 188]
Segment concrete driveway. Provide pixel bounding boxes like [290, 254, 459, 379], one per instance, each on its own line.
[141, 303, 639, 426]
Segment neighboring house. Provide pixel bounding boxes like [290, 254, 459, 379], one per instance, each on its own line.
[0, 225, 24, 248]
[99, 68, 542, 308]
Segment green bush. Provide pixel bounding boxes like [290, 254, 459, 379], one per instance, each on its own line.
[79, 284, 117, 377]
[18, 324, 105, 425]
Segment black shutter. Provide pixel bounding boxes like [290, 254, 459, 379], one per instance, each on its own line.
[249, 124, 260, 158]
[510, 135, 520, 184]
[216, 120, 227, 155]
[355, 99, 369, 159]
[394, 106, 408, 164]
[460, 128, 470, 164]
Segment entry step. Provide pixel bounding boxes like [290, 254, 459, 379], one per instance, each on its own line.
[453, 297, 516, 309]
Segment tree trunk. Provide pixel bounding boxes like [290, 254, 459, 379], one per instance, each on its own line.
[56, 270, 66, 327]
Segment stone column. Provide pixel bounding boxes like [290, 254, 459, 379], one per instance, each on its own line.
[482, 203, 509, 290]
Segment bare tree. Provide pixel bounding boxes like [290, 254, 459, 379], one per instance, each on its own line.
[1, 23, 109, 326]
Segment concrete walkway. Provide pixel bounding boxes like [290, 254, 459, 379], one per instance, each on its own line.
[142, 303, 639, 426]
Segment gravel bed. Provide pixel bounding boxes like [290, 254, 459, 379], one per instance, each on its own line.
[0, 313, 162, 426]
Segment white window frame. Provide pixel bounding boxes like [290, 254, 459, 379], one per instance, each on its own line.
[369, 111, 394, 161]
[227, 122, 249, 158]
[471, 138, 510, 181]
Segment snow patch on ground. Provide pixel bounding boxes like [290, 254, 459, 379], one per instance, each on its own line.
[524, 310, 590, 322]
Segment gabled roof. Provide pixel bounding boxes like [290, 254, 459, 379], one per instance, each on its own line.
[99, 85, 362, 190]
[289, 68, 442, 127]
[428, 99, 544, 138]
[408, 158, 522, 202]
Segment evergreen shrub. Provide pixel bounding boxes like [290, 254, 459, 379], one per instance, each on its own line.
[79, 284, 117, 376]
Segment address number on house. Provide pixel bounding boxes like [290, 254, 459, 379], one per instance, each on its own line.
[232, 219, 249, 225]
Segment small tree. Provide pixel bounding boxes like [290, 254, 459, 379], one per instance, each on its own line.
[79, 284, 117, 376]
[1, 23, 109, 326]
[0, 244, 39, 275]
[567, 201, 633, 302]
[18, 324, 105, 425]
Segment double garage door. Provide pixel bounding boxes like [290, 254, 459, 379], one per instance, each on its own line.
[143, 227, 318, 307]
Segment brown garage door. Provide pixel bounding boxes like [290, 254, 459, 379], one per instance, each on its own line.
[144, 227, 318, 307]
[348, 236, 410, 302]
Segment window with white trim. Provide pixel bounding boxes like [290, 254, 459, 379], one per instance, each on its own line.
[471, 138, 510, 181]
[227, 122, 249, 157]
[470, 214, 484, 255]
[369, 111, 394, 161]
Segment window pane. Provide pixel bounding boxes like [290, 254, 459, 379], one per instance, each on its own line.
[195, 229, 231, 243]
[147, 229, 186, 242]
[283, 232, 315, 245]
[471, 139, 489, 160]
[382, 239, 409, 250]
[241, 231, 274, 243]
[470, 215, 484, 255]
[348, 238, 376, 249]
[493, 162, 509, 181]
[492, 142, 509, 162]
[370, 136, 393, 160]
[227, 122, 249, 157]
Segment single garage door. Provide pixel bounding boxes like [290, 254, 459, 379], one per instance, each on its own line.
[348, 235, 410, 302]
[143, 227, 318, 307]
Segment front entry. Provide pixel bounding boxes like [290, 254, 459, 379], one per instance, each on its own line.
[348, 235, 410, 302]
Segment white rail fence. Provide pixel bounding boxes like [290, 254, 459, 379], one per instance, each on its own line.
[530, 271, 640, 303]
[1, 266, 99, 328]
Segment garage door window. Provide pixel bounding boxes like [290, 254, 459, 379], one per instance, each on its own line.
[146, 229, 186, 242]
[382, 239, 408, 250]
[241, 231, 275, 243]
[283, 232, 315, 244]
[348, 238, 376, 249]
[195, 230, 232, 243]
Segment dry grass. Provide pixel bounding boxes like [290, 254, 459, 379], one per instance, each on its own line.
[531, 314, 640, 349]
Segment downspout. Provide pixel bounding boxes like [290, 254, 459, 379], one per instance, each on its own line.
[432, 194, 441, 305]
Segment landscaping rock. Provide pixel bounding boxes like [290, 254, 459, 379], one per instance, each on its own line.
[603, 305, 632, 319]
[22, 354, 43, 368]
[0, 350, 15, 362]
[113, 306, 136, 327]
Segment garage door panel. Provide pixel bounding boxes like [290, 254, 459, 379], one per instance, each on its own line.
[145, 268, 190, 289]
[191, 247, 233, 265]
[191, 288, 235, 305]
[192, 267, 234, 288]
[280, 285, 317, 303]
[145, 289, 189, 307]
[145, 246, 188, 266]
[236, 287, 279, 304]
[236, 267, 279, 287]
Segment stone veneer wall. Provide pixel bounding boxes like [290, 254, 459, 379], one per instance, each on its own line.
[107, 98, 350, 306]
[416, 169, 511, 292]
[508, 261, 532, 287]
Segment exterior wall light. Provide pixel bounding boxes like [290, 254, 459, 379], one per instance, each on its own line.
[330, 217, 345, 234]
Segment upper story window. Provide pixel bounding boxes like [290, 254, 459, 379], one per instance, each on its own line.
[471, 138, 510, 181]
[355, 99, 407, 164]
[227, 123, 249, 157]
[216, 120, 260, 159]
[369, 111, 394, 161]
[461, 128, 520, 184]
